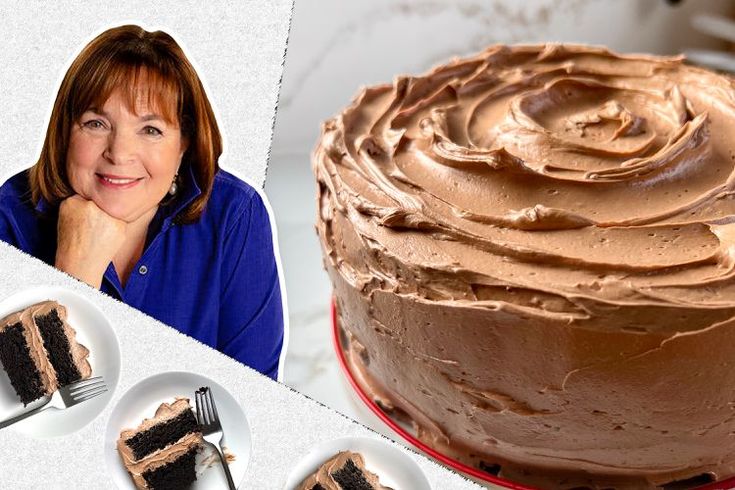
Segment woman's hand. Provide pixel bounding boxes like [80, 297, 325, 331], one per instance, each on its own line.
[55, 195, 127, 289]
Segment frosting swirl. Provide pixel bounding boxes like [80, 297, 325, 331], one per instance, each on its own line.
[315, 44, 735, 488]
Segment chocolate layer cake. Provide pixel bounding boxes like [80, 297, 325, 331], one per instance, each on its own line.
[297, 451, 392, 490]
[314, 44, 735, 488]
[118, 398, 203, 490]
[0, 300, 91, 405]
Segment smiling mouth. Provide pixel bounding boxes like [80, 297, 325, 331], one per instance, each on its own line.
[96, 173, 144, 188]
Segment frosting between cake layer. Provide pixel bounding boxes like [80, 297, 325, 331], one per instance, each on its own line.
[314, 44, 735, 488]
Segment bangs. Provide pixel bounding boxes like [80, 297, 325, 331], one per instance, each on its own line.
[70, 61, 183, 125]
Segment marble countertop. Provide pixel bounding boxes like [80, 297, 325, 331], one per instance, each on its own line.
[266, 154, 370, 422]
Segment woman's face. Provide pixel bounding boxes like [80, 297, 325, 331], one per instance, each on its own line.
[66, 89, 187, 223]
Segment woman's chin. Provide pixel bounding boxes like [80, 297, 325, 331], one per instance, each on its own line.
[94, 201, 153, 224]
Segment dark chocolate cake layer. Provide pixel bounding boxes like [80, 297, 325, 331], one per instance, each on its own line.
[0, 323, 46, 405]
[125, 409, 200, 461]
[35, 309, 81, 386]
[141, 445, 198, 490]
[332, 459, 374, 490]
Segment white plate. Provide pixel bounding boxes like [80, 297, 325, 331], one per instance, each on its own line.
[105, 371, 251, 490]
[285, 436, 431, 490]
[0, 286, 120, 437]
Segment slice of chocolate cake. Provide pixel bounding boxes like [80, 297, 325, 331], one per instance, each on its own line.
[0, 310, 56, 405]
[117, 398, 203, 490]
[298, 451, 393, 490]
[0, 300, 91, 405]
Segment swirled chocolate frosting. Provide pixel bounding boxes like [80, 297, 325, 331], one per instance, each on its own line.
[314, 44, 735, 489]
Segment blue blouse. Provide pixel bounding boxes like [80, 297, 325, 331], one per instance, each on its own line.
[0, 165, 284, 380]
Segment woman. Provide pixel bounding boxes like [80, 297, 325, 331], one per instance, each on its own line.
[0, 25, 284, 380]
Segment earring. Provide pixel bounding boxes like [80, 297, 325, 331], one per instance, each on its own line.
[168, 173, 179, 196]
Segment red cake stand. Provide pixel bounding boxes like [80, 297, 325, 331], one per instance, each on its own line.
[330, 299, 735, 490]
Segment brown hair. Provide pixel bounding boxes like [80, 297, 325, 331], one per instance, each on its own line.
[30, 24, 222, 223]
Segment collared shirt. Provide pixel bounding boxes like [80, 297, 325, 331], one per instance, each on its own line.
[0, 165, 284, 380]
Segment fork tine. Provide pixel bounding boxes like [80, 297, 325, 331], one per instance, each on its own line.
[207, 388, 220, 422]
[201, 389, 211, 425]
[67, 377, 103, 391]
[203, 388, 214, 424]
[194, 390, 203, 425]
[74, 387, 108, 402]
[70, 376, 104, 388]
[70, 382, 107, 398]
[68, 380, 106, 395]
[199, 389, 210, 425]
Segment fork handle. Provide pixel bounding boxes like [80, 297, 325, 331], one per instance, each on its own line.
[212, 442, 237, 490]
[0, 399, 51, 430]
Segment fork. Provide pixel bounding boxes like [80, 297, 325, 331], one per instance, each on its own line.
[0, 376, 107, 429]
[195, 386, 236, 490]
